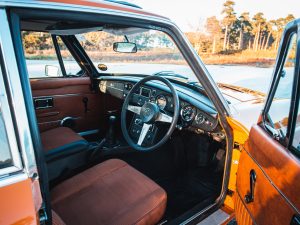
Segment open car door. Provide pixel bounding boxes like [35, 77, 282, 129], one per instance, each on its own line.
[234, 20, 300, 225]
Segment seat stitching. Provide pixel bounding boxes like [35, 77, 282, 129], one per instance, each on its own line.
[130, 190, 167, 225]
[52, 162, 128, 204]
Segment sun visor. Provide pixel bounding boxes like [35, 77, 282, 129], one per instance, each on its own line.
[48, 26, 103, 35]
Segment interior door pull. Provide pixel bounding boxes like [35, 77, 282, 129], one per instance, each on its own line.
[82, 97, 89, 113]
[244, 169, 256, 204]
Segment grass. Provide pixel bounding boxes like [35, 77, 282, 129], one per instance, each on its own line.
[200, 50, 277, 67]
[25, 49, 278, 67]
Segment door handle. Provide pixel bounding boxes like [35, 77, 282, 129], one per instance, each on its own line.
[82, 97, 89, 113]
[34, 97, 53, 109]
[291, 214, 300, 225]
[244, 169, 256, 204]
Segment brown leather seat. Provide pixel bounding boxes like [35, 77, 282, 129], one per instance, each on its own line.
[51, 159, 167, 225]
[41, 127, 89, 161]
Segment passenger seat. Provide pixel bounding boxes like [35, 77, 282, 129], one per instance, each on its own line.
[41, 127, 89, 162]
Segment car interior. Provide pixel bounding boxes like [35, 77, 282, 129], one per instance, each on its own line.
[18, 12, 228, 225]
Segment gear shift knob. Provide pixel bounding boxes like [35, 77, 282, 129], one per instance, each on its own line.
[109, 115, 116, 124]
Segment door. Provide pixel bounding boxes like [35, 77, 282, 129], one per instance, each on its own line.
[22, 32, 106, 134]
[0, 10, 42, 224]
[235, 20, 300, 225]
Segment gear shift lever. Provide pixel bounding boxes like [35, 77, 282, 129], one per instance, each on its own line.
[106, 115, 117, 147]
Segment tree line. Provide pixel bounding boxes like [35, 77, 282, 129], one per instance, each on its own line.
[22, 0, 295, 61]
[186, 0, 295, 54]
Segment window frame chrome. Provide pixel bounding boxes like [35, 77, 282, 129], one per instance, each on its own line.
[0, 9, 38, 185]
[0, 16, 22, 178]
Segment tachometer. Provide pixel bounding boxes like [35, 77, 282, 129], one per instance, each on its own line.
[180, 105, 196, 122]
[156, 95, 167, 110]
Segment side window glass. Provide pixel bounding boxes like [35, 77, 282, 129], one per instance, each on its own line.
[267, 33, 297, 138]
[56, 36, 82, 76]
[0, 104, 13, 169]
[0, 62, 22, 173]
[22, 31, 62, 78]
[292, 100, 300, 151]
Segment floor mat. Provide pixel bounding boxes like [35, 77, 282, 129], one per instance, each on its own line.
[157, 166, 223, 221]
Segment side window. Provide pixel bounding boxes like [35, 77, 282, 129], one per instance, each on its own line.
[267, 33, 297, 139]
[22, 31, 62, 78]
[292, 98, 300, 151]
[0, 59, 22, 175]
[56, 36, 81, 76]
[22, 32, 81, 78]
[0, 102, 13, 169]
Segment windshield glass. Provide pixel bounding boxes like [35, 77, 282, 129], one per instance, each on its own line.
[76, 28, 197, 82]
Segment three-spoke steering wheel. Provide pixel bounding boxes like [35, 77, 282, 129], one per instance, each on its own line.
[121, 76, 179, 151]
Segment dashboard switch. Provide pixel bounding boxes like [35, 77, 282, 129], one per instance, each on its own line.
[135, 118, 142, 125]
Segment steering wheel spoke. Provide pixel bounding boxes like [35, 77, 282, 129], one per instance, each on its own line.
[121, 75, 179, 151]
[127, 105, 141, 115]
[137, 123, 151, 146]
[156, 112, 173, 123]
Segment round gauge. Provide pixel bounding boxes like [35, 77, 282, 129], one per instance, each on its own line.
[195, 112, 205, 124]
[156, 95, 167, 110]
[180, 105, 196, 122]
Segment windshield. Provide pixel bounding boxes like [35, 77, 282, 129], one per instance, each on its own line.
[76, 28, 197, 82]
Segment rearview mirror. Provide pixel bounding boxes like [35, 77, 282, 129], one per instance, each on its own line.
[45, 65, 61, 77]
[113, 42, 137, 53]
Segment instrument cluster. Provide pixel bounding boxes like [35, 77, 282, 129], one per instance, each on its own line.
[152, 92, 217, 131]
[100, 80, 219, 133]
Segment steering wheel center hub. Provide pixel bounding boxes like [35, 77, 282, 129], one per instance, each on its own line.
[140, 102, 159, 123]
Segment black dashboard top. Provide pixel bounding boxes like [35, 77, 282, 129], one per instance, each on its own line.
[97, 75, 224, 138]
[98, 76, 217, 115]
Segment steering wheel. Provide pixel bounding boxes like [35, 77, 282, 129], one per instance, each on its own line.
[121, 76, 179, 151]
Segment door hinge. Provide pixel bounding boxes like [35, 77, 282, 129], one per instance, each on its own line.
[264, 123, 283, 141]
[39, 207, 48, 225]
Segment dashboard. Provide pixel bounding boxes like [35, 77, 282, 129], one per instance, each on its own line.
[98, 76, 225, 142]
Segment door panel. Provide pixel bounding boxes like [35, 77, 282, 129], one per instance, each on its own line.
[235, 125, 300, 225]
[31, 77, 105, 133]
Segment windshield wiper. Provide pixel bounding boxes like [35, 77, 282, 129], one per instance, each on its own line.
[153, 71, 189, 81]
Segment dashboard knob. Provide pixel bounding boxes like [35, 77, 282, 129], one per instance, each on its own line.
[135, 118, 142, 125]
[176, 125, 183, 130]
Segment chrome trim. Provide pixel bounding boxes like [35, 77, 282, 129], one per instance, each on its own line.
[0, 13, 23, 177]
[60, 116, 75, 126]
[0, 10, 37, 177]
[0, 172, 28, 188]
[34, 97, 53, 109]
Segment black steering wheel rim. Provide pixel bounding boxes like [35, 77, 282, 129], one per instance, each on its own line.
[121, 75, 179, 151]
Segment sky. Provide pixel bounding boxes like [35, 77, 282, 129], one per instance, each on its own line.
[128, 0, 300, 31]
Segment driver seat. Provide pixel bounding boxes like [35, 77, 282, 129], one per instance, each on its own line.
[50, 159, 167, 225]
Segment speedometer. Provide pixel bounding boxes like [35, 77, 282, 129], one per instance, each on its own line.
[180, 105, 196, 122]
[195, 112, 205, 124]
[156, 95, 167, 110]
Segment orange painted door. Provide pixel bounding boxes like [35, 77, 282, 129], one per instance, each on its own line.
[0, 9, 42, 225]
[234, 21, 300, 224]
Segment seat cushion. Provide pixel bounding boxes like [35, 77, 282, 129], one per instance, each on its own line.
[51, 159, 167, 225]
[52, 210, 66, 225]
[41, 127, 89, 161]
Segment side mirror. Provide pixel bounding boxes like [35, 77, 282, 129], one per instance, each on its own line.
[113, 42, 137, 53]
[45, 65, 60, 77]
